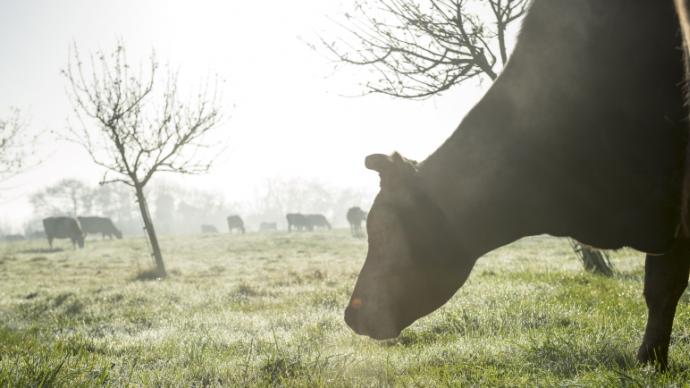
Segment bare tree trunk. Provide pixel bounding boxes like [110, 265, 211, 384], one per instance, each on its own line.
[569, 239, 614, 277]
[135, 184, 166, 276]
[497, 23, 508, 65]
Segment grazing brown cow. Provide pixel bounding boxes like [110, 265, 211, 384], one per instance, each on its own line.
[43, 217, 85, 249]
[78, 216, 123, 239]
[347, 207, 367, 237]
[286, 213, 309, 232]
[226, 215, 245, 234]
[346, 1, 690, 368]
[305, 214, 331, 231]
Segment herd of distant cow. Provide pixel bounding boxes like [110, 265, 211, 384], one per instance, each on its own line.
[1, 206, 368, 248]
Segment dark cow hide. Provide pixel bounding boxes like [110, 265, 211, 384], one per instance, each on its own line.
[346, 1, 690, 369]
[305, 214, 331, 231]
[78, 216, 123, 239]
[347, 207, 367, 237]
[226, 215, 246, 234]
[287, 213, 331, 231]
[286, 213, 309, 232]
[43, 217, 85, 249]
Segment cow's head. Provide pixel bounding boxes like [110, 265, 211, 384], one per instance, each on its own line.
[114, 229, 123, 239]
[344, 153, 475, 339]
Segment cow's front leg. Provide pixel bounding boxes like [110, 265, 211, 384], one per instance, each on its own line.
[637, 239, 690, 369]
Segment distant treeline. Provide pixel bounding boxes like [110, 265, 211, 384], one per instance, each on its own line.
[16, 177, 372, 235]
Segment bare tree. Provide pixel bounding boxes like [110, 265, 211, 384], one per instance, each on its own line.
[30, 178, 93, 217]
[0, 108, 32, 181]
[323, 0, 528, 98]
[63, 43, 224, 277]
[327, 0, 613, 275]
[92, 182, 138, 230]
[569, 239, 614, 277]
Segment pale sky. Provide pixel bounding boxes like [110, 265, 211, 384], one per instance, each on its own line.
[0, 0, 497, 230]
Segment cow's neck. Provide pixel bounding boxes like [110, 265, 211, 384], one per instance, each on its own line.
[417, 0, 686, 259]
[417, 110, 531, 262]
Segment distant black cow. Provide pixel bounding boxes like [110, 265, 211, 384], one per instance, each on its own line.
[286, 213, 309, 232]
[259, 222, 278, 232]
[227, 215, 245, 234]
[201, 224, 218, 234]
[2, 234, 25, 242]
[78, 216, 122, 239]
[306, 214, 331, 231]
[347, 207, 367, 237]
[43, 217, 84, 249]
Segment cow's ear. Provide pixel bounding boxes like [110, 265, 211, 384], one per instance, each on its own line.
[365, 152, 418, 188]
[365, 153, 394, 174]
[390, 152, 406, 164]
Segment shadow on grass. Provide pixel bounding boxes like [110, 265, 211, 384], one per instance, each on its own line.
[521, 335, 636, 377]
[389, 312, 493, 347]
[18, 248, 65, 254]
[132, 268, 166, 281]
[0, 326, 112, 386]
[260, 356, 304, 385]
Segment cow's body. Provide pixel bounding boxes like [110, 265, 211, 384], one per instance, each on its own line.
[346, 1, 690, 368]
[286, 213, 309, 232]
[226, 215, 245, 234]
[306, 214, 331, 231]
[201, 224, 218, 234]
[78, 216, 122, 239]
[420, 1, 686, 255]
[43, 217, 85, 249]
[347, 207, 367, 237]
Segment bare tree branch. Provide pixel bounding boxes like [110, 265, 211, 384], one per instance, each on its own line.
[62, 42, 226, 276]
[29, 178, 93, 217]
[0, 108, 25, 179]
[0, 108, 38, 182]
[321, 0, 529, 98]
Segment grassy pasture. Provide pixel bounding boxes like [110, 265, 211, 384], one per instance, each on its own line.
[2, 231, 690, 386]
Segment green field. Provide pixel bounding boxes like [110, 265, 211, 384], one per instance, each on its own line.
[2, 231, 690, 386]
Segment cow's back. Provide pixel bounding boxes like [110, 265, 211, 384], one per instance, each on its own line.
[306, 214, 331, 229]
[78, 216, 120, 237]
[43, 217, 81, 239]
[227, 215, 244, 228]
[286, 213, 305, 224]
[421, 1, 686, 254]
